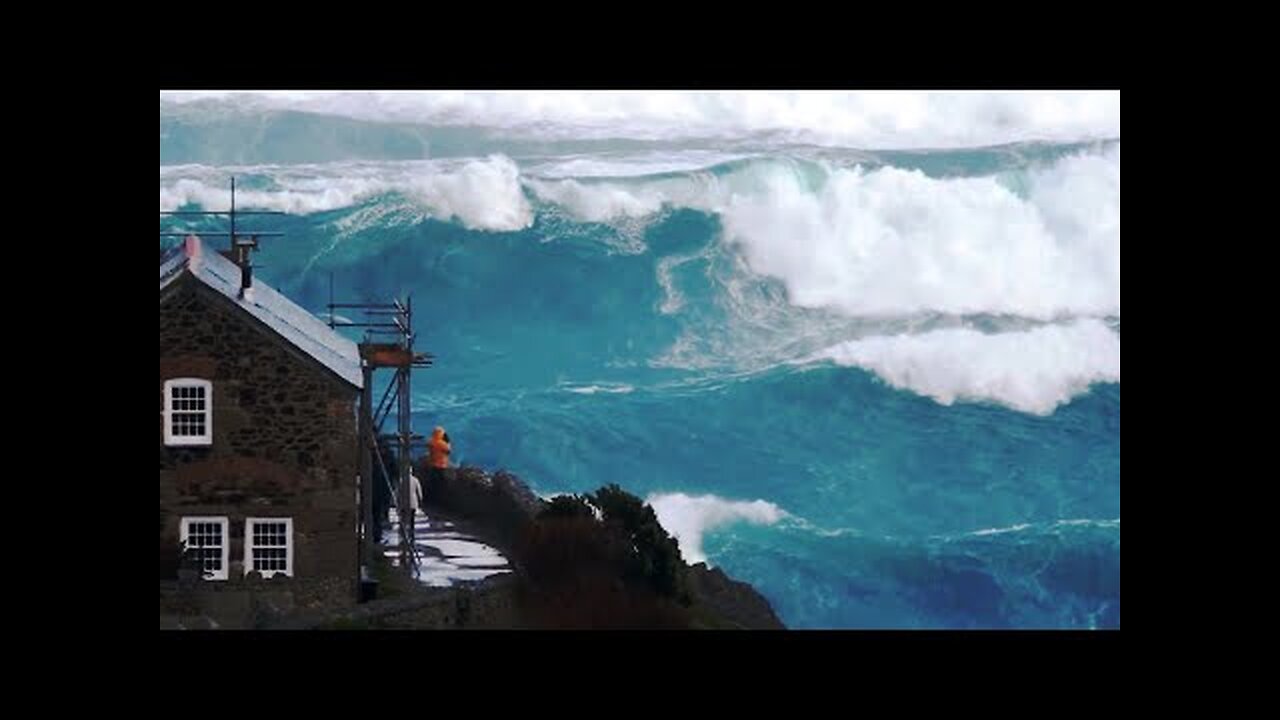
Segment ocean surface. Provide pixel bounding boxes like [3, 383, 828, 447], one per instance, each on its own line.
[161, 91, 1120, 628]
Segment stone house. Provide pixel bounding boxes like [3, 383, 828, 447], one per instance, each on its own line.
[159, 235, 363, 627]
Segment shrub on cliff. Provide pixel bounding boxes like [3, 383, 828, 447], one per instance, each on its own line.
[542, 494, 596, 520]
[515, 505, 687, 629]
[586, 484, 691, 605]
[521, 485, 690, 606]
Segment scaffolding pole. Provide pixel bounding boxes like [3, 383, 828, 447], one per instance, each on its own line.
[330, 293, 432, 581]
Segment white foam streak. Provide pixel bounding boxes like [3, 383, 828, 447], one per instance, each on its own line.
[809, 319, 1121, 415]
[562, 383, 635, 395]
[647, 492, 787, 563]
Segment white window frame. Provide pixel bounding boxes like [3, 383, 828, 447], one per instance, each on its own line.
[179, 516, 230, 581]
[163, 378, 213, 446]
[244, 517, 295, 578]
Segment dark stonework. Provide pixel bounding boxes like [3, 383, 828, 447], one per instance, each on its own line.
[160, 277, 360, 627]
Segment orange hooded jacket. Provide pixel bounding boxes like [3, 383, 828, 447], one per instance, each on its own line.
[428, 426, 451, 469]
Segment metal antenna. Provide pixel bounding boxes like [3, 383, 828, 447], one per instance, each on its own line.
[160, 177, 287, 294]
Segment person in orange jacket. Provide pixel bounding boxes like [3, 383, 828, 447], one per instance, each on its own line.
[426, 426, 452, 489]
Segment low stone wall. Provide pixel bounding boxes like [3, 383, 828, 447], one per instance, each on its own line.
[266, 574, 522, 629]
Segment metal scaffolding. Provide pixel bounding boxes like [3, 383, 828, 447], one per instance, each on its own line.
[328, 293, 434, 575]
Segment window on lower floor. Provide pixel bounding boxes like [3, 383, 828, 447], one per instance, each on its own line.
[245, 517, 294, 578]
[179, 516, 229, 581]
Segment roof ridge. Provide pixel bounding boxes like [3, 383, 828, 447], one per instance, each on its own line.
[160, 235, 363, 389]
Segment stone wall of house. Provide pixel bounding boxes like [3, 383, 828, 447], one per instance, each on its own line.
[160, 278, 361, 622]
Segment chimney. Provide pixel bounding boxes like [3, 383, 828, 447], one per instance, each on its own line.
[215, 242, 253, 296]
[230, 176, 253, 297]
[235, 238, 254, 294]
